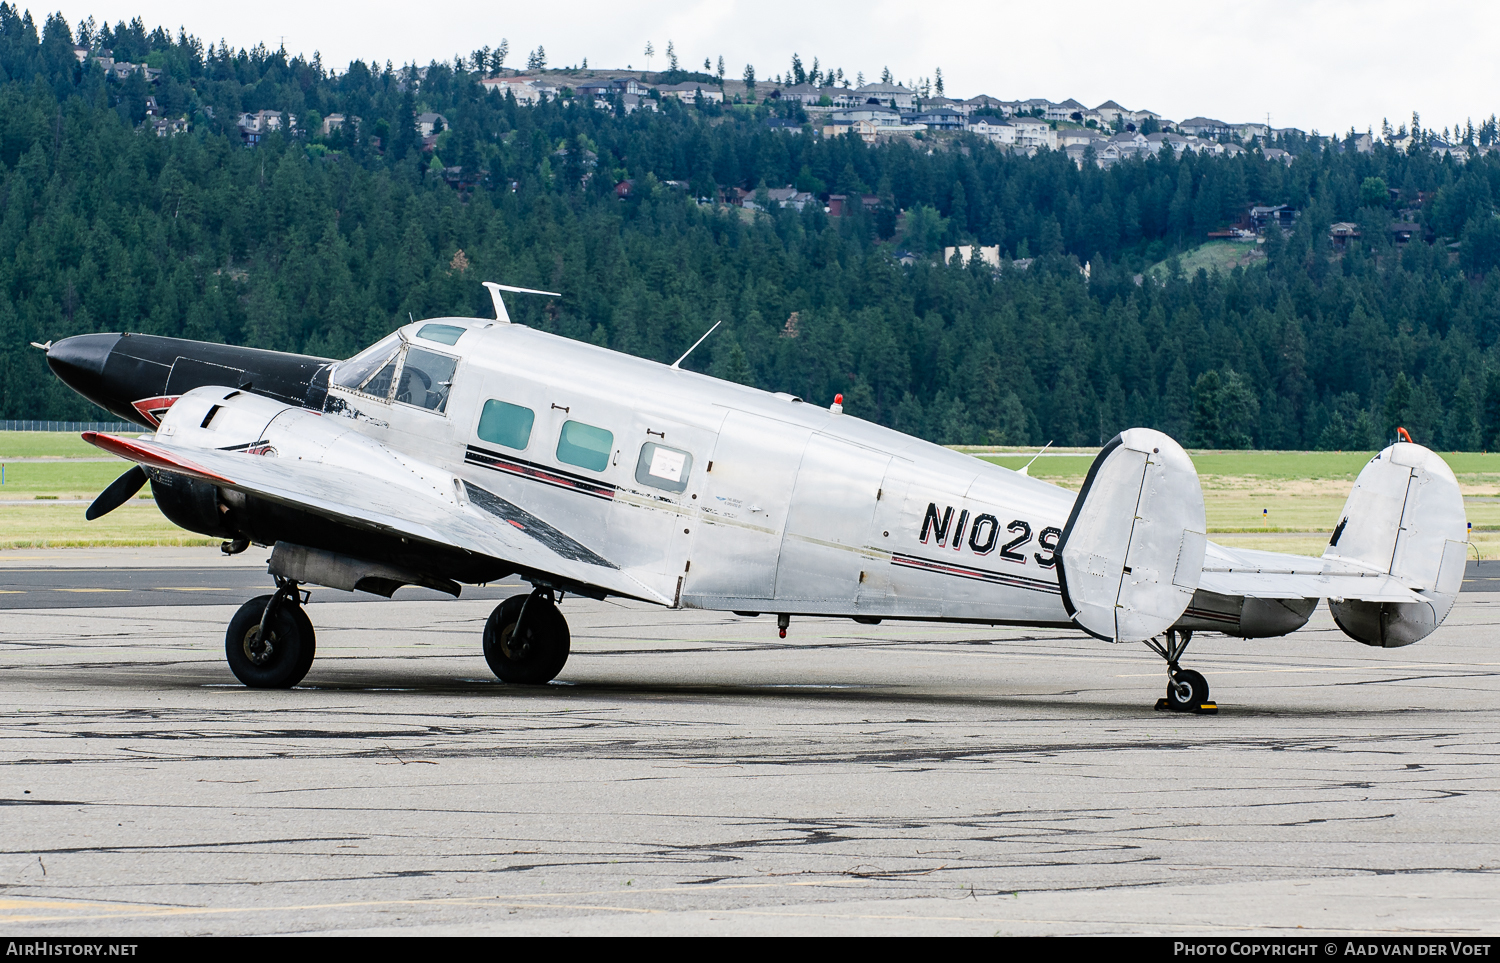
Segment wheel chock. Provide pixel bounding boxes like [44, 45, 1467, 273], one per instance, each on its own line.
[1154, 699, 1219, 714]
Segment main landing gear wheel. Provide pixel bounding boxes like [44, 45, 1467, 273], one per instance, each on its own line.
[225, 580, 315, 689]
[483, 590, 570, 685]
[1147, 629, 1217, 714]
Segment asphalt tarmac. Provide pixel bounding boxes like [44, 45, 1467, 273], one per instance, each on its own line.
[1, 547, 1498, 936]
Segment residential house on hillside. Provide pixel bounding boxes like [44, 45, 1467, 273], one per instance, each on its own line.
[658, 82, 724, 103]
[855, 82, 916, 110]
[917, 95, 967, 115]
[1093, 100, 1128, 124]
[416, 112, 447, 138]
[480, 76, 558, 104]
[481, 77, 541, 104]
[1261, 147, 1293, 164]
[1180, 116, 1231, 137]
[964, 94, 1010, 115]
[1122, 107, 1163, 127]
[908, 107, 963, 130]
[1010, 116, 1055, 149]
[574, 80, 615, 106]
[773, 83, 824, 105]
[742, 187, 814, 211]
[320, 113, 347, 136]
[1145, 132, 1192, 153]
[966, 116, 1014, 143]
[823, 119, 880, 143]
[236, 110, 292, 145]
[832, 104, 900, 126]
[1055, 97, 1088, 120]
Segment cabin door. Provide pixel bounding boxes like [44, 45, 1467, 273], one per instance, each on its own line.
[773, 433, 892, 605]
[679, 409, 812, 607]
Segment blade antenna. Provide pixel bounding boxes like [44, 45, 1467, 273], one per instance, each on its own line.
[1017, 441, 1053, 477]
[481, 281, 563, 324]
[670, 319, 722, 370]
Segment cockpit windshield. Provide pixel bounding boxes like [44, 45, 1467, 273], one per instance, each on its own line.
[333, 334, 401, 395]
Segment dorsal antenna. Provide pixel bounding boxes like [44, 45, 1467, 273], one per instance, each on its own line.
[1017, 441, 1053, 477]
[482, 281, 562, 324]
[671, 319, 722, 370]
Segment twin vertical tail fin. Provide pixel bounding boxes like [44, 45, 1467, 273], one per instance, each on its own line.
[1324, 441, 1468, 647]
[1056, 429, 1207, 642]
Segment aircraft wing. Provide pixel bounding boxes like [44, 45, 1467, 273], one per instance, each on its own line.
[83, 432, 672, 605]
[1199, 541, 1425, 603]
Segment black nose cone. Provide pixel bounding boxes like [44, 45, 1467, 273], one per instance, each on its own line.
[46, 333, 122, 410]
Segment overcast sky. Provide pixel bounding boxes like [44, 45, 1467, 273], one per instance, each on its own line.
[40, 0, 1500, 137]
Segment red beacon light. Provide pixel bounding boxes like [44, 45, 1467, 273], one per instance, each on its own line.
[830, 393, 844, 414]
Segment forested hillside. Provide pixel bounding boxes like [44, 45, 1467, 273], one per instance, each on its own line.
[4, 7, 1500, 449]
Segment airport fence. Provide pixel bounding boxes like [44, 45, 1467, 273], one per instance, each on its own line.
[1, 420, 140, 433]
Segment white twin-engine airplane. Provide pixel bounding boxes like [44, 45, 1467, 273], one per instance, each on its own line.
[40, 282, 1468, 710]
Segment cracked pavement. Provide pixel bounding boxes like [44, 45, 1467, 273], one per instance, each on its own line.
[1, 547, 1498, 935]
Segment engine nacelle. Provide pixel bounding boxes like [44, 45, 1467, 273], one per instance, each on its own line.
[148, 470, 238, 540]
[1329, 599, 1437, 648]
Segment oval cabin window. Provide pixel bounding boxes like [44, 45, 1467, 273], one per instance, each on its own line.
[556, 420, 613, 472]
[477, 400, 535, 450]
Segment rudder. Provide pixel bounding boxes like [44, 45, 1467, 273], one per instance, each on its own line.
[1324, 441, 1467, 647]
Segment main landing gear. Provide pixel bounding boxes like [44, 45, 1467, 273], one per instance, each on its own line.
[1147, 629, 1217, 714]
[483, 587, 571, 685]
[226, 577, 315, 689]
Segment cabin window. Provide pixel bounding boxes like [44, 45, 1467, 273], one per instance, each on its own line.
[333, 335, 401, 394]
[634, 442, 692, 493]
[395, 347, 458, 412]
[556, 420, 613, 472]
[416, 323, 466, 346]
[477, 400, 535, 450]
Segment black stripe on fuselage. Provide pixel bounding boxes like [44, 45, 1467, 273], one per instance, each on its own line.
[890, 552, 1062, 596]
[463, 481, 618, 569]
[464, 444, 617, 501]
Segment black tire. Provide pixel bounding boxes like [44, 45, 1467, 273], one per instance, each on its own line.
[483, 594, 570, 684]
[225, 594, 316, 689]
[1166, 668, 1210, 712]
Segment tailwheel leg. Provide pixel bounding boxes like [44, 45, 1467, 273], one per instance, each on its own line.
[1146, 629, 1217, 714]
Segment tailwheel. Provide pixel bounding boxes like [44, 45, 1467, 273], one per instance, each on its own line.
[1147, 629, 1217, 714]
[483, 588, 570, 685]
[225, 579, 315, 689]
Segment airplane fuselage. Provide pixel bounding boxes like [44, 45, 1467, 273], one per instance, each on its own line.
[50, 319, 1080, 626]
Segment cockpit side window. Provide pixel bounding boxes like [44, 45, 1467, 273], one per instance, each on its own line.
[395, 347, 458, 413]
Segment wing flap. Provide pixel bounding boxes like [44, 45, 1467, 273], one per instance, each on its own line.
[83, 432, 670, 604]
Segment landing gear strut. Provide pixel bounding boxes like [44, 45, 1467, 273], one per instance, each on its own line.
[225, 577, 316, 689]
[483, 586, 571, 684]
[1147, 629, 1217, 714]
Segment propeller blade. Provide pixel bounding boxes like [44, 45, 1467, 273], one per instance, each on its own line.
[86, 466, 148, 521]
